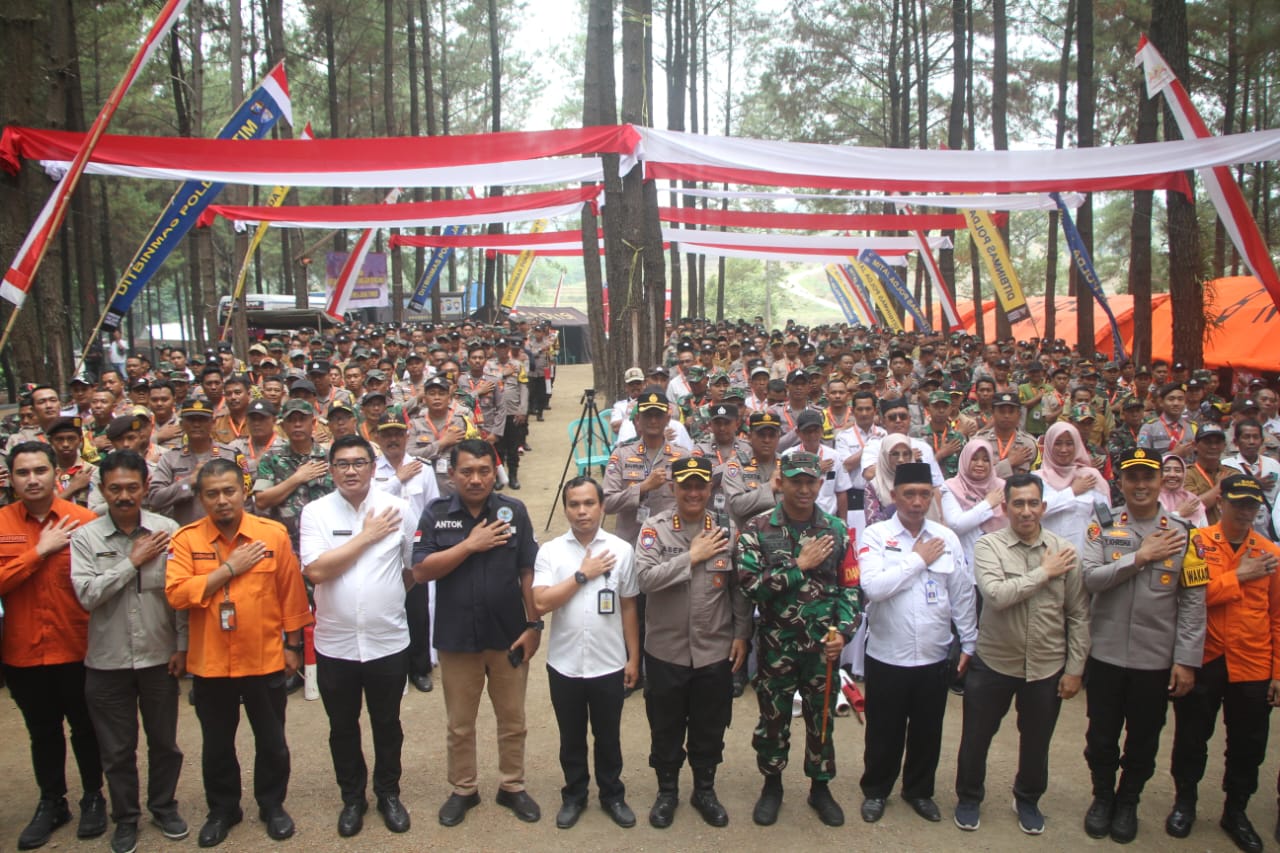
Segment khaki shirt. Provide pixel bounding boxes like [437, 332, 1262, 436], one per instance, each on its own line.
[70, 510, 188, 670]
[972, 526, 1090, 680]
[973, 427, 1039, 478]
[601, 439, 682, 547]
[148, 443, 243, 526]
[721, 456, 778, 529]
[634, 509, 752, 668]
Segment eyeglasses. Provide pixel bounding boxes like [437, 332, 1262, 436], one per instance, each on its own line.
[332, 459, 371, 471]
[885, 412, 910, 421]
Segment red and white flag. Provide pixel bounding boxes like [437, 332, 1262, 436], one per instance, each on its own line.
[1136, 36, 1280, 312]
[897, 203, 964, 331]
[324, 188, 402, 322]
[1, 0, 191, 306]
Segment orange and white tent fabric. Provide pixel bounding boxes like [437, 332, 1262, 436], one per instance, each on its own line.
[1149, 276, 1278, 371]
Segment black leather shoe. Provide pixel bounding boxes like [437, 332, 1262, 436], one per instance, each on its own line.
[808, 783, 845, 827]
[602, 799, 636, 828]
[337, 801, 366, 838]
[1165, 801, 1195, 838]
[197, 813, 242, 848]
[556, 800, 586, 829]
[438, 792, 480, 827]
[411, 672, 434, 692]
[860, 797, 886, 823]
[508, 479, 521, 490]
[1110, 801, 1138, 844]
[690, 788, 729, 827]
[649, 792, 679, 828]
[260, 806, 295, 841]
[1084, 796, 1114, 838]
[495, 789, 541, 823]
[377, 796, 410, 833]
[17, 798, 72, 850]
[753, 782, 783, 826]
[1221, 808, 1264, 853]
[109, 821, 138, 853]
[906, 796, 941, 822]
[78, 791, 108, 838]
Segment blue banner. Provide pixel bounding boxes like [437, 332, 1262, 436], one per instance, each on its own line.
[1052, 193, 1127, 359]
[466, 280, 482, 314]
[841, 264, 882, 326]
[103, 73, 289, 331]
[823, 267, 859, 324]
[858, 249, 933, 332]
[407, 224, 463, 312]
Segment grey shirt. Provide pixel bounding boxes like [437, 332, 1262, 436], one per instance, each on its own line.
[70, 509, 188, 670]
[1081, 506, 1205, 670]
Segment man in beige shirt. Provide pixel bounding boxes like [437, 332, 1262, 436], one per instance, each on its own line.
[953, 472, 1090, 836]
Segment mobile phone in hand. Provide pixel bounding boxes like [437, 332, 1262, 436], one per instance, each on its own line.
[507, 645, 525, 668]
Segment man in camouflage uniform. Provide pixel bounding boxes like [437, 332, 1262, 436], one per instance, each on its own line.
[252, 399, 334, 553]
[913, 391, 966, 480]
[148, 399, 244, 526]
[738, 452, 862, 828]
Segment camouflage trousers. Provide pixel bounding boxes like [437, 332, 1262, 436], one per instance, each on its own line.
[752, 629, 838, 781]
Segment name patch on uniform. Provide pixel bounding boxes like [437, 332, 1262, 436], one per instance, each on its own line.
[0, 534, 27, 543]
[435, 520, 464, 529]
[190, 551, 217, 560]
[95, 551, 118, 558]
[333, 531, 352, 536]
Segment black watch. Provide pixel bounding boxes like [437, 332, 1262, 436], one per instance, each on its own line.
[574, 570, 588, 585]
[526, 620, 545, 632]
[284, 643, 304, 654]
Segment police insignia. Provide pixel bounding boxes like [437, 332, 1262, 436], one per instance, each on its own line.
[1087, 522, 1101, 542]
[496, 506, 514, 524]
[712, 574, 725, 587]
[640, 528, 657, 550]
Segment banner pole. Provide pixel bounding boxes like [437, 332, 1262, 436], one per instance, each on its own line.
[0, 307, 22, 358]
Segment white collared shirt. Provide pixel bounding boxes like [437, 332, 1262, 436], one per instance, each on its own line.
[372, 452, 441, 523]
[532, 527, 638, 678]
[299, 487, 416, 662]
[859, 514, 977, 667]
[834, 423, 887, 490]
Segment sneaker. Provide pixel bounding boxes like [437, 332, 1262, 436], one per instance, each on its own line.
[954, 800, 980, 831]
[1015, 798, 1045, 835]
[110, 822, 138, 853]
[152, 812, 190, 840]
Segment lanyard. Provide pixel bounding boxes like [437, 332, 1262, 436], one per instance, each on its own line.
[994, 431, 1016, 460]
[826, 407, 852, 431]
[1161, 416, 1185, 446]
[423, 405, 459, 441]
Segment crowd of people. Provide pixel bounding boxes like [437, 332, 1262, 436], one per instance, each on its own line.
[1, 315, 1279, 853]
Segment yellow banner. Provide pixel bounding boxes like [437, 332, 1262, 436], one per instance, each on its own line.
[962, 208, 1030, 323]
[500, 219, 548, 311]
[848, 258, 903, 332]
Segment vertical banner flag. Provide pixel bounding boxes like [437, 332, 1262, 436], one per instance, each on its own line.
[0, 0, 192, 308]
[325, 188, 402, 321]
[1051, 192, 1127, 359]
[824, 265, 861, 324]
[102, 62, 292, 330]
[848, 259, 904, 332]
[898, 204, 964, 330]
[499, 219, 549, 312]
[859, 249, 933, 332]
[962, 208, 1031, 323]
[407, 223, 464, 312]
[835, 264, 877, 326]
[1136, 36, 1280, 313]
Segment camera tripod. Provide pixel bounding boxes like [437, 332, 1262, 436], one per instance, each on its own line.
[545, 387, 614, 530]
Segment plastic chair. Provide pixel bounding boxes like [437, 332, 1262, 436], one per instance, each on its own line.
[568, 417, 611, 476]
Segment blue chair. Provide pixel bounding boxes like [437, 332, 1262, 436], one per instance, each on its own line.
[568, 416, 612, 476]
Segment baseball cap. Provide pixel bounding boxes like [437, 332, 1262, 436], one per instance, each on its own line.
[786, 369, 809, 385]
[780, 452, 822, 478]
[422, 376, 450, 393]
[795, 410, 825, 431]
[307, 360, 330, 374]
[749, 412, 782, 431]
[708, 404, 738, 422]
[279, 399, 316, 418]
[750, 365, 771, 378]
[928, 390, 951, 405]
[1221, 474, 1265, 504]
[635, 389, 668, 414]
[247, 400, 277, 418]
[993, 391, 1019, 408]
[376, 414, 408, 432]
[328, 402, 356, 418]
[647, 365, 670, 377]
[289, 379, 317, 396]
[1194, 423, 1226, 442]
[361, 390, 387, 405]
[671, 456, 713, 484]
[685, 365, 707, 382]
[1070, 403, 1096, 421]
[1122, 397, 1145, 410]
[623, 367, 645, 384]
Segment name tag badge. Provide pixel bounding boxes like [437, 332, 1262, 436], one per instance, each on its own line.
[924, 578, 940, 605]
[598, 588, 616, 615]
[435, 457, 450, 474]
[333, 530, 352, 537]
[635, 506, 651, 524]
[218, 601, 237, 632]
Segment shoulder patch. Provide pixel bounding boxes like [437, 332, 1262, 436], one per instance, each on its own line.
[639, 528, 657, 550]
[1087, 521, 1101, 542]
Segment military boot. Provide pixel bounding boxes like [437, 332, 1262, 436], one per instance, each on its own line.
[649, 769, 679, 829]
[690, 767, 729, 827]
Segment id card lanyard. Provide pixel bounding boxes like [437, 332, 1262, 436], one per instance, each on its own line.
[212, 541, 237, 631]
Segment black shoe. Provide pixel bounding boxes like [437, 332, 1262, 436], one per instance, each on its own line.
[1165, 801, 1195, 838]
[438, 792, 480, 827]
[602, 799, 636, 828]
[1221, 808, 1264, 853]
[411, 672, 434, 692]
[860, 797, 886, 823]
[151, 811, 189, 840]
[1084, 796, 1114, 839]
[508, 479, 521, 490]
[556, 800, 586, 829]
[17, 798, 72, 850]
[78, 791, 108, 838]
[1110, 801, 1138, 844]
[649, 791, 679, 828]
[906, 796, 941, 822]
[197, 813, 242, 848]
[377, 796, 411, 833]
[495, 789, 541, 823]
[109, 822, 138, 853]
[732, 671, 748, 698]
[753, 779, 783, 826]
[283, 672, 304, 694]
[690, 788, 729, 827]
[259, 805, 295, 841]
[337, 801, 366, 838]
[807, 783, 845, 827]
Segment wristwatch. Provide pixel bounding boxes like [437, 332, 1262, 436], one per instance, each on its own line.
[574, 570, 588, 585]
[284, 642, 304, 654]
[526, 620, 545, 632]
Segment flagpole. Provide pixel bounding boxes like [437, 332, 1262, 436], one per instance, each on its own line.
[0, 0, 191, 358]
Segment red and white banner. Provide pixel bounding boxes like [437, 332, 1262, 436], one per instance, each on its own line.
[897, 204, 964, 330]
[1136, 36, 1280, 312]
[391, 229, 603, 249]
[662, 227, 950, 254]
[657, 207, 992, 231]
[1, 0, 191, 306]
[671, 187, 1086, 210]
[324, 188, 401, 321]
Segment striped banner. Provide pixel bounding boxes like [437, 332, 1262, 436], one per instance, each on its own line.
[859, 249, 932, 332]
[962, 208, 1031, 324]
[848, 258, 903, 332]
[498, 219, 548, 312]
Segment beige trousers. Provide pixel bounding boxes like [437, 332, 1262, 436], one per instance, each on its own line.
[439, 649, 529, 795]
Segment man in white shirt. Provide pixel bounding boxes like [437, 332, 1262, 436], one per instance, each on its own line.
[860, 397, 944, 488]
[610, 367, 647, 438]
[532, 477, 640, 831]
[299, 434, 418, 839]
[1222, 419, 1280, 537]
[372, 416, 441, 692]
[857, 461, 977, 826]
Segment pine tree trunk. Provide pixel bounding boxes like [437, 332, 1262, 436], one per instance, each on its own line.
[1075, 0, 1096, 356]
[1045, 0, 1074, 345]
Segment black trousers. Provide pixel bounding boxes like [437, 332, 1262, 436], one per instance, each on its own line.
[1170, 655, 1271, 809]
[529, 378, 547, 416]
[192, 672, 290, 818]
[547, 665, 626, 805]
[643, 654, 732, 773]
[860, 655, 949, 800]
[85, 665, 183, 825]
[405, 584, 433, 677]
[316, 650, 407, 805]
[1083, 656, 1170, 804]
[498, 416, 526, 481]
[5, 661, 103, 802]
[954, 656, 1062, 806]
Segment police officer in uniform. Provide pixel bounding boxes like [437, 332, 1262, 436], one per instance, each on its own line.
[722, 412, 783, 529]
[602, 389, 683, 549]
[692, 403, 752, 493]
[1080, 447, 1207, 844]
[737, 452, 862, 828]
[408, 376, 476, 496]
[148, 399, 243, 526]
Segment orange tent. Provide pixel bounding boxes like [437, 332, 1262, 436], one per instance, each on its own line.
[1149, 276, 1279, 371]
[953, 295, 1171, 357]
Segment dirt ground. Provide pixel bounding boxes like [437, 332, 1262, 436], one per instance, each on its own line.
[1, 363, 1276, 851]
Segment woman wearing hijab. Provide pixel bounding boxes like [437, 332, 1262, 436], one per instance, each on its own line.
[1158, 453, 1208, 527]
[941, 440, 1008, 570]
[1035, 421, 1111, 551]
[865, 434, 914, 527]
